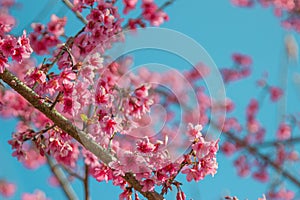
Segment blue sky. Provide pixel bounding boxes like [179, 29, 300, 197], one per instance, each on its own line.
[0, 0, 299, 199]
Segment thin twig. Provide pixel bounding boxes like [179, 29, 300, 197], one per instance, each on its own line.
[61, 0, 88, 24]
[84, 164, 90, 200]
[222, 128, 300, 188]
[61, 165, 84, 181]
[50, 91, 63, 110]
[46, 155, 79, 200]
[252, 137, 300, 148]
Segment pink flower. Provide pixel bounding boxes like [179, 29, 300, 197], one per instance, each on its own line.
[185, 63, 210, 81]
[231, 0, 253, 7]
[232, 53, 252, 67]
[268, 188, 295, 200]
[136, 137, 155, 153]
[95, 86, 111, 105]
[0, 35, 16, 56]
[91, 164, 113, 183]
[274, 0, 295, 10]
[234, 155, 250, 177]
[221, 117, 242, 133]
[287, 150, 298, 161]
[101, 117, 120, 136]
[21, 190, 49, 200]
[187, 123, 203, 138]
[0, 180, 16, 197]
[84, 52, 103, 68]
[48, 176, 60, 187]
[114, 151, 148, 173]
[275, 144, 286, 165]
[63, 97, 74, 115]
[276, 123, 291, 140]
[82, 149, 100, 168]
[134, 84, 151, 99]
[252, 169, 269, 182]
[221, 141, 236, 156]
[181, 166, 202, 182]
[17, 31, 33, 59]
[269, 86, 283, 102]
[22, 147, 46, 169]
[58, 69, 76, 91]
[24, 68, 46, 87]
[0, 55, 9, 73]
[47, 15, 67, 37]
[247, 118, 261, 133]
[246, 99, 259, 120]
[282, 18, 300, 32]
[127, 19, 146, 30]
[192, 137, 210, 158]
[123, 0, 138, 14]
[126, 96, 153, 119]
[142, 0, 169, 26]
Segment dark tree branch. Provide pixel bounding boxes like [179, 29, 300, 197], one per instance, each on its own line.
[84, 164, 90, 200]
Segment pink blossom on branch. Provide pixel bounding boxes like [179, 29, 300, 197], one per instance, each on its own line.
[21, 190, 49, 200]
[276, 123, 291, 140]
[123, 0, 138, 14]
[269, 86, 283, 102]
[0, 180, 16, 198]
[0, 31, 32, 73]
[142, 0, 169, 26]
[231, 0, 254, 7]
[232, 53, 252, 67]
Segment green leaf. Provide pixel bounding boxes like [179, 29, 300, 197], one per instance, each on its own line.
[80, 114, 88, 122]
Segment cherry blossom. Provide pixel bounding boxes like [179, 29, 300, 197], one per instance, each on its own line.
[0, 180, 16, 198]
[276, 123, 291, 140]
[21, 190, 49, 200]
[0, 0, 299, 199]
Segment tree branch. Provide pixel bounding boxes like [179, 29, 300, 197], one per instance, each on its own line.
[84, 164, 90, 200]
[222, 129, 300, 188]
[252, 137, 300, 148]
[0, 69, 163, 200]
[46, 155, 79, 200]
[61, 0, 88, 25]
[61, 165, 84, 181]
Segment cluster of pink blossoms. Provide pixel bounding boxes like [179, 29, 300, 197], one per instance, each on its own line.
[22, 190, 49, 200]
[123, 0, 169, 27]
[220, 53, 252, 83]
[0, 31, 32, 73]
[219, 52, 299, 199]
[0, 0, 221, 199]
[0, 0, 299, 199]
[29, 15, 66, 55]
[0, 0, 32, 73]
[0, 0, 15, 35]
